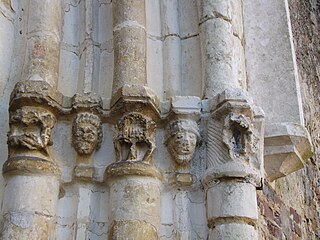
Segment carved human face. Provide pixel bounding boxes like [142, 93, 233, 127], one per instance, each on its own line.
[73, 122, 98, 155]
[168, 130, 197, 165]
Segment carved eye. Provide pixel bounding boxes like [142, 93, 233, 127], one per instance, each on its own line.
[176, 134, 183, 139]
[189, 134, 196, 139]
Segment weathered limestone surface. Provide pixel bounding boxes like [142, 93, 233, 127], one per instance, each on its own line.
[0, 0, 317, 239]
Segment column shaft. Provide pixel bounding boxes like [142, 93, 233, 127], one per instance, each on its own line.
[161, 0, 182, 98]
[198, 0, 246, 97]
[112, 0, 147, 92]
[23, 0, 62, 88]
[1, 175, 60, 239]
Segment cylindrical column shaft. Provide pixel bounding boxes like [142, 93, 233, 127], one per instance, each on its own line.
[198, 0, 246, 97]
[206, 180, 258, 239]
[23, 0, 62, 88]
[108, 176, 161, 239]
[161, 0, 182, 98]
[1, 175, 60, 239]
[112, 0, 147, 92]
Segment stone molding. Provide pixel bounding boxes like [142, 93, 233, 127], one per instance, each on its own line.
[6, 81, 312, 183]
[264, 122, 313, 181]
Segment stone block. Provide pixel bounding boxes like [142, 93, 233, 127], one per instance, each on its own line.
[207, 181, 258, 220]
[244, 0, 304, 124]
[264, 122, 313, 181]
[208, 223, 258, 240]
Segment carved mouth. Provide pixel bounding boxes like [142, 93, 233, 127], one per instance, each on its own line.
[180, 148, 191, 154]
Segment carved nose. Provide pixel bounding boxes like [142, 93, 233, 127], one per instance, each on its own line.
[182, 138, 190, 147]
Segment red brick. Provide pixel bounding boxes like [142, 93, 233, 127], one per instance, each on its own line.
[292, 210, 302, 224]
[267, 220, 282, 239]
[291, 233, 299, 240]
[263, 201, 274, 221]
[274, 210, 281, 226]
[294, 223, 302, 237]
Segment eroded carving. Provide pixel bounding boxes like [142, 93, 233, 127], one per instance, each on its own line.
[8, 106, 56, 154]
[223, 113, 257, 160]
[71, 92, 102, 111]
[114, 113, 156, 163]
[72, 112, 102, 155]
[166, 119, 199, 165]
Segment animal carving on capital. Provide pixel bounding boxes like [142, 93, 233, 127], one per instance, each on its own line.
[114, 113, 156, 164]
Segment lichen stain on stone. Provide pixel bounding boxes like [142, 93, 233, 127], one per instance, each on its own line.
[10, 212, 33, 229]
[109, 220, 158, 240]
[1, 0, 11, 9]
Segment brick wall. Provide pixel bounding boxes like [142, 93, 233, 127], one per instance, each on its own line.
[258, 2, 320, 239]
[257, 182, 303, 239]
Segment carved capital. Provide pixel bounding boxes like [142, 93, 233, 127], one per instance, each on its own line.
[110, 85, 160, 121]
[8, 106, 55, 155]
[9, 81, 63, 112]
[164, 96, 201, 175]
[166, 119, 200, 166]
[72, 112, 102, 155]
[4, 81, 61, 176]
[114, 113, 156, 164]
[204, 88, 265, 186]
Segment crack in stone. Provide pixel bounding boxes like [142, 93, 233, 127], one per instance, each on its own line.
[199, 12, 232, 25]
[148, 33, 199, 42]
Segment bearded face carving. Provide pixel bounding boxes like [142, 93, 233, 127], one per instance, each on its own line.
[166, 119, 199, 165]
[72, 113, 102, 155]
[8, 107, 56, 155]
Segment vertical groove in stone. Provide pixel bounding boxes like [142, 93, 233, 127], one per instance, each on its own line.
[198, 0, 245, 98]
[22, 0, 62, 89]
[112, 0, 147, 93]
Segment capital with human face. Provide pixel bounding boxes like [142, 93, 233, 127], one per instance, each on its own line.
[72, 113, 102, 155]
[167, 120, 199, 165]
